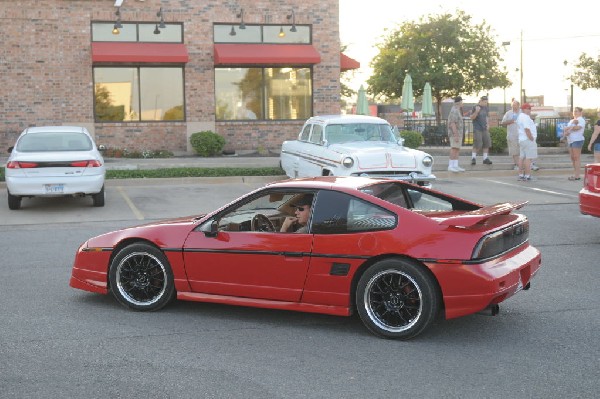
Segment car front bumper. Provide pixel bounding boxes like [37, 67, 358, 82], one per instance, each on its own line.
[352, 172, 436, 186]
[579, 188, 600, 218]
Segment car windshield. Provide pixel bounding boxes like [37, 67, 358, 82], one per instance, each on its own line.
[16, 132, 93, 152]
[325, 123, 397, 144]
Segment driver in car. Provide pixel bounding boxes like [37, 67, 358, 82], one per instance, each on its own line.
[280, 195, 313, 233]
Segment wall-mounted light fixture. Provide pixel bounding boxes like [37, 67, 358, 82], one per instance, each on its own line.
[287, 10, 296, 32]
[112, 7, 123, 35]
[157, 7, 166, 29]
[278, 26, 285, 38]
[229, 25, 237, 36]
[237, 8, 246, 30]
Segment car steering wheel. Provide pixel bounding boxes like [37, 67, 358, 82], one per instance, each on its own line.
[251, 214, 275, 232]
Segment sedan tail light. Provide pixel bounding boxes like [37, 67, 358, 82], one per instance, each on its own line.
[70, 160, 103, 167]
[6, 161, 38, 169]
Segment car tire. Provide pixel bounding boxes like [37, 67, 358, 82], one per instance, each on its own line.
[109, 243, 175, 311]
[92, 186, 105, 207]
[8, 191, 21, 210]
[356, 258, 440, 339]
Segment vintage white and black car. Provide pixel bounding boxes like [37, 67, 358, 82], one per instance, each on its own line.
[280, 115, 435, 187]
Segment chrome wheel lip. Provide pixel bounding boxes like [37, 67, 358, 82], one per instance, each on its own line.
[116, 251, 167, 306]
[363, 269, 423, 333]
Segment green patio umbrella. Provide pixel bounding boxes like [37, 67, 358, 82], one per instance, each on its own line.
[421, 82, 434, 116]
[400, 74, 414, 113]
[356, 84, 370, 115]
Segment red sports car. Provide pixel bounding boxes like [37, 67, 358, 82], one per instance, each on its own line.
[70, 176, 541, 339]
[580, 163, 600, 218]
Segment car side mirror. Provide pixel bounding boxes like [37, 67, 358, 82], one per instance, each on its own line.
[200, 220, 219, 237]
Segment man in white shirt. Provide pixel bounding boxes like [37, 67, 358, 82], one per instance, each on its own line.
[501, 100, 521, 170]
[516, 103, 537, 181]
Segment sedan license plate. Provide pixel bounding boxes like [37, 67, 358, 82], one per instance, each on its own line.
[44, 184, 64, 194]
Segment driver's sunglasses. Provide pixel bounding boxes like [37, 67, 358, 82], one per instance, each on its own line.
[296, 206, 306, 212]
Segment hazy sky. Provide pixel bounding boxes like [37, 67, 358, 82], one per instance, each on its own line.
[340, 0, 600, 109]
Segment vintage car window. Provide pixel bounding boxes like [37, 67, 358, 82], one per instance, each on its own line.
[215, 191, 314, 233]
[324, 123, 397, 144]
[309, 124, 323, 144]
[300, 124, 311, 141]
[312, 190, 396, 234]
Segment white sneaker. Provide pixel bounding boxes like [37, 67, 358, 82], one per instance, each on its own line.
[456, 166, 465, 172]
[531, 164, 540, 171]
[447, 166, 461, 172]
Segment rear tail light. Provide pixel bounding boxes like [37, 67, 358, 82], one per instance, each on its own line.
[70, 160, 103, 167]
[6, 161, 38, 169]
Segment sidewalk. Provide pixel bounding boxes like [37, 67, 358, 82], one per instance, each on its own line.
[102, 146, 584, 175]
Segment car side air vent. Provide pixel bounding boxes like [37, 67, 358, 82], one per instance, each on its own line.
[330, 262, 350, 276]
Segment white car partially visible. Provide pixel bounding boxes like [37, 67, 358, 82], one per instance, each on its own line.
[5, 126, 106, 210]
[280, 115, 435, 186]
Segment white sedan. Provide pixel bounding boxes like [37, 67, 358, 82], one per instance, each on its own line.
[280, 115, 435, 186]
[5, 126, 106, 210]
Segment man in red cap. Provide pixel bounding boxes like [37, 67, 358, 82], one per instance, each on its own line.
[516, 103, 537, 181]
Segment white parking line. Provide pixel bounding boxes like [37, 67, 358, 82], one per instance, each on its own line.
[488, 180, 578, 198]
[117, 186, 145, 220]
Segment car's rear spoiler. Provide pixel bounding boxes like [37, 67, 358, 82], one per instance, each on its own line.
[439, 201, 528, 227]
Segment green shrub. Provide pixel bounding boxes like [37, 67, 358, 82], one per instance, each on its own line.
[190, 131, 226, 157]
[489, 126, 507, 154]
[399, 130, 423, 149]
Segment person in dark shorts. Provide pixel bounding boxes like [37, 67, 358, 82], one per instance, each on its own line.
[470, 96, 492, 165]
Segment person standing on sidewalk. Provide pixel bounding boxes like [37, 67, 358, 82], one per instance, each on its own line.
[563, 107, 586, 180]
[447, 96, 465, 172]
[501, 100, 521, 170]
[470, 96, 492, 165]
[516, 103, 537, 181]
[587, 108, 600, 163]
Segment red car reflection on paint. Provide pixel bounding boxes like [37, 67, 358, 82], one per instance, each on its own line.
[70, 176, 541, 339]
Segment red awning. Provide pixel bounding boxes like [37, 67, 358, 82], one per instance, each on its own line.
[340, 53, 360, 71]
[214, 44, 321, 65]
[91, 42, 189, 63]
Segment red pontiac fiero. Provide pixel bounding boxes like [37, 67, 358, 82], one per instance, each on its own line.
[70, 177, 541, 339]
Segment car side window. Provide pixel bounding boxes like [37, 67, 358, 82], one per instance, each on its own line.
[309, 125, 323, 144]
[407, 189, 453, 212]
[311, 190, 396, 234]
[300, 124, 311, 141]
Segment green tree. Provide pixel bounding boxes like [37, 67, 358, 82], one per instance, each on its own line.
[367, 10, 510, 120]
[569, 53, 600, 90]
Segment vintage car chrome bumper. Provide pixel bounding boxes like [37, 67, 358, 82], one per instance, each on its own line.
[354, 172, 436, 186]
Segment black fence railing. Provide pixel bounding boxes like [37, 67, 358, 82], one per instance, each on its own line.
[400, 117, 570, 147]
[401, 117, 474, 146]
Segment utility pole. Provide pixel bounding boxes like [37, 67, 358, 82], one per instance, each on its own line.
[520, 30, 523, 104]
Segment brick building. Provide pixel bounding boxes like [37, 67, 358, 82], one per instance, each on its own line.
[0, 0, 357, 154]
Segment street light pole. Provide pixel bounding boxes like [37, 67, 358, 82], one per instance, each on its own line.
[520, 30, 524, 104]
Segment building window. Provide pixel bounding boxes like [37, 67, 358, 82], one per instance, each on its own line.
[215, 67, 312, 121]
[213, 24, 310, 44]
[92, 22, 183, 43]
[93, 67, 185, 122]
